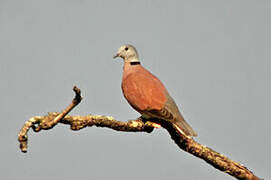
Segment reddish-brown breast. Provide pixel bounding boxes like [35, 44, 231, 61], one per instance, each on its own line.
[121, 62, 167, 113]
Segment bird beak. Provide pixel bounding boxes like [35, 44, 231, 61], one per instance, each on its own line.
[113, 53, 119, 59]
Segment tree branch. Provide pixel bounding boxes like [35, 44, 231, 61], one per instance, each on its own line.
[17, 86, 262, 180]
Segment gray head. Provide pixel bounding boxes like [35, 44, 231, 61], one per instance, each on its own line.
[113, 44, 139, 62]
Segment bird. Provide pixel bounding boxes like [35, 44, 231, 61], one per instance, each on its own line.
[113, 44, 197, 137]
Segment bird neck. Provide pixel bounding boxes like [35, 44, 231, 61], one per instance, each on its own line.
[125, 57, 140, 63]
[122, 61, 141, 79]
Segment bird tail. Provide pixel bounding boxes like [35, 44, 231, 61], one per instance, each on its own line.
[173, 118, 197, 137]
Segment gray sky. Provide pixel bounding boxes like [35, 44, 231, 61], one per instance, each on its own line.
[1, 0, 270, 179]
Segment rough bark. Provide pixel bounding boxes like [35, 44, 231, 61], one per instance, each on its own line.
[18, 86, 261, 180]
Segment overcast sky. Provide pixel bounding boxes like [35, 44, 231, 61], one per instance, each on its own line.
[1, 0, 270, 179]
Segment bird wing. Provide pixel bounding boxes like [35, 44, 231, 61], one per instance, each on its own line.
[146, 94, 197, 137]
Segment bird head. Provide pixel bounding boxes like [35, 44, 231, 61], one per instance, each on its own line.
[113, 44, 139, 63]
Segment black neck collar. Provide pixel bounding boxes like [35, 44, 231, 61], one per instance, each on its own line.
[130, 61, 141, 65]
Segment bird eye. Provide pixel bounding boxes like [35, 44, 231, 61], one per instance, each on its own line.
[125, 47, 129, 51]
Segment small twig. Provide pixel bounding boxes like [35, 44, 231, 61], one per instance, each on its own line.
[18, 86, 82, 152]
[35, 86, 82, 131]
[17, 86, 262, 180]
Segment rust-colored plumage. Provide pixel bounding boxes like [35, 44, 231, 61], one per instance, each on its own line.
[115, 44, 197, 137]
[122, 63, 166, 112]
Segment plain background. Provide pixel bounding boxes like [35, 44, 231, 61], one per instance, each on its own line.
[1, 0, 270, 179]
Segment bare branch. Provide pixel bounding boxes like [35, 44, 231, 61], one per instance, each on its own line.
[152, 118, 262, 180]
[17, 87, 262, 180]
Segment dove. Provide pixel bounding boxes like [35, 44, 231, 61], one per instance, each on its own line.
[114, 44, 197, 137]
